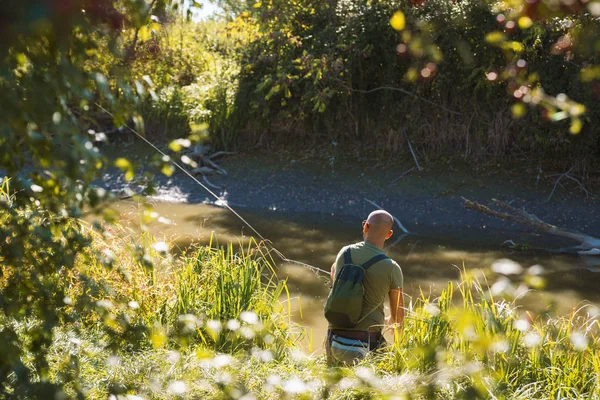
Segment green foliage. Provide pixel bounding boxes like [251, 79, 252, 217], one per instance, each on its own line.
[222, 0, 600, 158]
[0, 0, 175, 397]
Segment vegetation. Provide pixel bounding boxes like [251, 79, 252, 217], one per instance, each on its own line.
[4, 194, 600, 398]
[2, 0, 600, 399]
[118, 0, 600, 163]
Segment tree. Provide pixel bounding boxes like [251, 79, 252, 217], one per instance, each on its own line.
[0, 0, 175, 397]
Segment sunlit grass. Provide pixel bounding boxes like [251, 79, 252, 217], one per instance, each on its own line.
[4, 209, 600, 398]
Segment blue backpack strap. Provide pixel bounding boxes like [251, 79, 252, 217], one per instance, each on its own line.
[361, 254, 389, 270]
[343, 248, 352, 265]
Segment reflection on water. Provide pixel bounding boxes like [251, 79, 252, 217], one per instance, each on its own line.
[108, 200, 600, 353]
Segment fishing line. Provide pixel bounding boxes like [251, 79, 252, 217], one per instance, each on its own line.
[96, 104, 331, 277]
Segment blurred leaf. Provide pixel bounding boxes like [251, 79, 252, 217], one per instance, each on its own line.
[161, 164, 175, 177]
[390, 11, 406, 31]
[485, 31, 505, 44]
[518, 17, 533, 29]
[569, 118, 583, 134]
[511, 103, 527, 119]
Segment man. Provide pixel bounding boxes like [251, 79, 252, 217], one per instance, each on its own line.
[325, 210, 404, 365]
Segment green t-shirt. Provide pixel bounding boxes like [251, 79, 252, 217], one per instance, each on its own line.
[328, 241, 403, 332]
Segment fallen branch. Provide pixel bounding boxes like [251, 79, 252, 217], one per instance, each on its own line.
[210, 151, 237, 160]
[364, 198, 410, 235]
[463, 197, 600, 253]
[390, 167, 415, 185]
[546, 167, 594, 201]
[402, 130, 422, 172]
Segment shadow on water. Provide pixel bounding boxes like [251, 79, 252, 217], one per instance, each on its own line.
[108, 200, 600, 353]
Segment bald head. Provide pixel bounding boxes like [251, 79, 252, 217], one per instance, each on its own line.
[363, 210, 394, 246]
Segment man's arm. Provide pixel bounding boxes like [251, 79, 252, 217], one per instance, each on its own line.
[330, 262, 336, 281]
[388, 288, 404, 331]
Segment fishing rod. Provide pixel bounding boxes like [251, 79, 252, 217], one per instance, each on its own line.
[95, 103, 333, 277]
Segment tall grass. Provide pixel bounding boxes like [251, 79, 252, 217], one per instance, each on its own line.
[4, 211, 597, 398]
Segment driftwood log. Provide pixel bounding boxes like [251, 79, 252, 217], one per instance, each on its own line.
[182, 144, 236, 189]
[463, 197, 600, 254]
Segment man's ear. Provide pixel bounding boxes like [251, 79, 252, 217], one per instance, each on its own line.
[386, 229, 393, 239]
[363, 223, 369, 233]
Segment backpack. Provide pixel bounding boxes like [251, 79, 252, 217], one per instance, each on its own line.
[324, 247, 390, 328]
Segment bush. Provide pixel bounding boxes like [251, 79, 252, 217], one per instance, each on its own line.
[224, 0, 600, 160]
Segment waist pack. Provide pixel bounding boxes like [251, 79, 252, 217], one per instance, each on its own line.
[324, 248, 389, 328]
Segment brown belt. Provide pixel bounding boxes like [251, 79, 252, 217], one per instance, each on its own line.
[331, 329, 381, 342]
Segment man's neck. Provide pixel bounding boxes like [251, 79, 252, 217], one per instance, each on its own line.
[364, 238, 385, 250]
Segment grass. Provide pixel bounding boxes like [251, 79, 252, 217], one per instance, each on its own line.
[50, 231, 600, 399]
[2, 182, 600, 399]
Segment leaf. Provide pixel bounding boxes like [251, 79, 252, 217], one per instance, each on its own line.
[139, 26, 152, 42]
[551, 111, 568, 121]
[115, 158, 132, 171]
[169, 139, 191, 152]
[569, 118, 582, 135]
[161, 164, 175, 177]
[115, 158, 134, 181]
[485, 32, 505, 44]
[390, 11, 406, 31]
[511, 103, 527, 119]
[518, 17, 533, 29]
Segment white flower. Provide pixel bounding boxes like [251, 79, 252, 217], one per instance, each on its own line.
[213, 354, 233, 368]
[514, 319, 530, 332]
[179, 314, 201, 327]
[206, 320, 222, 334]
[355, 366, 376, 382]
[168, 381, 186, 395]
[153, 241, 169, 253]
[226, 319, 240, 331]
[239, 326, 255, 340]
[491, 278, 512, 296]
[128, 301, 139, 310]
[492, 259, 523, 275]
[570, 332, 589, 351]
[30, 184, 43, 193]
[338, 377, 358, 390]
[523, 332, 541, 348]
[96, 300, 114, 309]
[63, 296, 73, 305]
[528, 264, 545, 276]
[102, 249, 115, 263]
[167, 351, 181, 364]
[283, 377, 307, 394]
[267, 374, 281, 386]
[425, 303, 441, 316]
[107, 355, 120, 366]
[262, 334, 275, 345]
[240, 311, 259, 325]
[491, 340, 509, 353]
[214, 372, 231, 385]
[260, 350, 273, 363]
[125, 395, 146, 400]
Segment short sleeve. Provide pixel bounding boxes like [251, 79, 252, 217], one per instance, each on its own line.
[333, 246, 347, 278]
[390, 261, 403, 289]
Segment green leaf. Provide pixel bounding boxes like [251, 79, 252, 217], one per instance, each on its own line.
[161, 164, 175, 177]
[115, 158, 132, 171]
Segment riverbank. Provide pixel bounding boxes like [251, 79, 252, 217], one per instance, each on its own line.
[99, 143, 599, 250]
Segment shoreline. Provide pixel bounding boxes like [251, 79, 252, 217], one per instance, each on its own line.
[99, 148, 600, 250]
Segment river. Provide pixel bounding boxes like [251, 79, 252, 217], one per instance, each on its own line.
[112, 200, 600, 354]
